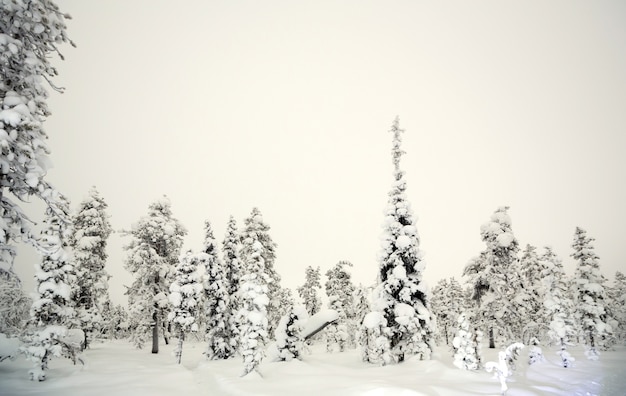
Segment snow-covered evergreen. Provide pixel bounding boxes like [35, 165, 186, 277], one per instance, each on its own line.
[241, 207, 282, 335]
[239, 211, 270, 376]
[431, 277, 465, 346]
[517, 244, 546, 343]
[297, 265, 322, 317]
[571, 227, 611, 359]
[0, 271, 31, 336]
[325, 260, 356, 352]
[359, 311, 391, 364]
[274, 305, 308, 361]
[168, 250, 203, 364]
[464, 207, 520, 348]
[222, 216, 243, 353]
[369, 117, 434, 364]
[70, 187, 112, 349]
[123, 197, 187, 353]
[608, 271, 626, 343]
[0, 0, 73, 277]
[203, 220, 235, 360]
[540, 246, 576, 368]
[21, 197, 77, 381]
[452, 313, 482, 370]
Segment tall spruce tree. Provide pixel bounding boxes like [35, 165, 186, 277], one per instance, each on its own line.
[123, 197, 186, 353]
[571, 227, 611, 359]
[369, 117, 434, 364]
[0, 0, 73, 276]
[239, 215, 270, 376]
[222, 215, 243, 353]
[70, 187, 112, 349]
[297, 265, 322, 316]
[21, 197, 76, 381]
[203, 220, 235, 360]
[241, 207, 282, 334]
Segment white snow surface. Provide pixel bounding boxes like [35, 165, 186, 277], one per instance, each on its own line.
[1, 340, 624, 395]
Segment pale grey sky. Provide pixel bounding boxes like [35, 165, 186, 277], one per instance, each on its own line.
[15, 0, 626, 305]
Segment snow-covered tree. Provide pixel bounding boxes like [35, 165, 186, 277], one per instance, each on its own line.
[222, 215, 243, 352]
[608, 271, 626, 343]
[325, 260, 356, 352]
[21, 197, 76, 381]
[464, 207, 520, 348]
[571, 227, 611, 358]
[70, 187, 112, 350]
[0, 0, 74, 277]
[203, 220, 235, 360]
[540, 246, 576, 367]
[241, 208, 281, 334]
[368, 117, 435, 364]
[239, 214, 270, 376]
[452, 313, 482, 370]
[297, 265, 322, 316]
[517, 244, 545, 343]
[123, 197, 186, 353]
[0, 271, 31, 336]
[274, 305, 308, 361]
[353, 284, 371, 329]
[431, 277, 465, 346]
[100, 302, 129, 340]
[168, 250, 203, 364]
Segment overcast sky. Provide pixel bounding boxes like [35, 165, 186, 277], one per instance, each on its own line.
[15, 0, 626, 305]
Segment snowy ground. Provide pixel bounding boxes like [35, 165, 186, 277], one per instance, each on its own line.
[1, 339, 625, 396]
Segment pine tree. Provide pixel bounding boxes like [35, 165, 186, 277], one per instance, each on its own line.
[369, 117, 434, 364]
[353, 284, 371, 330]
[70, 187, 112, 350]
[100, 302, 129, 340]
[274, 305, 308, 361]
[203, 220, 235, 360]
[222, 215, 243, 353]
[168, 250, 203, 364]
[431, 277, 466, 346]
[21, 197, 76, 381]
[297, 265, 322, 316]
[123, 197, 186, 353]
[540, 246, 576, 367]
[0, 0, 74, 277]
[464, 207, 520, 348]
[239, 212, 270, 376]
[571, 227, 611, 359]
[325, 260, 356, 352]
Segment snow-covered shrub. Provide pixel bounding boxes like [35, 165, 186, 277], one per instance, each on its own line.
[452, 313, 482, 370]
[527, 337, 544, 365]
[275, 305, 308, 361]
[360, 311, 391, 365]
[485, 342, 524, 395]
[325, 260, 356, 352]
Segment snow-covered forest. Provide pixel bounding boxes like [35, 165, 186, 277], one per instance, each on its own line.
[2, 1, 626, 395]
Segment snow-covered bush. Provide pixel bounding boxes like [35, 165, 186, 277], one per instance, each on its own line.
[325, 260, 356, 352]
[527, 337, 544, 365]
[360, 311, 391, 365]
[0, 272, 31, 336]
[485, 342, 524, 395]
[452, 313, 482, 370]
[274, 305, 308, 361]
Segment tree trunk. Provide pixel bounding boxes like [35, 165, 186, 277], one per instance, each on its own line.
[151, 310, 159, 354]
[175, 330, 184, 364]
[489, 327, 495, 349]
